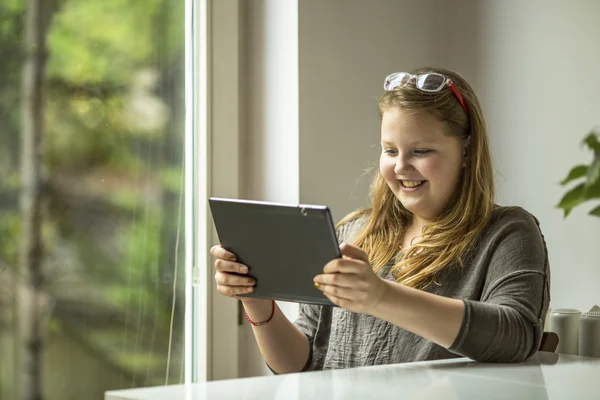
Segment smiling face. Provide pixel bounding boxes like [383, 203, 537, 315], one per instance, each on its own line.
[379, 107, 466, 225]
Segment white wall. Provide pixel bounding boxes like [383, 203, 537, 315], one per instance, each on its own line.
[298, 0, 444, 221]
[243, 0, 299, 205]
[236, 0, 600, 378]
[462, 0, 600, 312]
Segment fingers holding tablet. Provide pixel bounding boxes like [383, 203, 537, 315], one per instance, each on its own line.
[211, 245, 255, 297]
[214, 269, 255, 297]
[210, 245, 237, 262]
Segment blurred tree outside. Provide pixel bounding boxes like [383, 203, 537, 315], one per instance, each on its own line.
[18, 0, 57, 399]
[0, 0, 186, 398]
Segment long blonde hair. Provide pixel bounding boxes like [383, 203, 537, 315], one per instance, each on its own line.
[339, 67, 495, 289]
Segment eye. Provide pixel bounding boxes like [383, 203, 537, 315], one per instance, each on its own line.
[383, 149, 398, 155]
[413, 149, 432, 156]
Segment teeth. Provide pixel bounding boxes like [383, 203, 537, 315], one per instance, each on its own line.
[402, 180, 424, 188]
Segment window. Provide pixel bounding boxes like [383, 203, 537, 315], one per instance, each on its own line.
[0, 0, 190, 398]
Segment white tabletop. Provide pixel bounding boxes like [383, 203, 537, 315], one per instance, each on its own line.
[105, 352, 600, 400]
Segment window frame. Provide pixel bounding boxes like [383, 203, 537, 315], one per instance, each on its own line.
[185, 0, 209, 383]
[186, 0, 242, 383]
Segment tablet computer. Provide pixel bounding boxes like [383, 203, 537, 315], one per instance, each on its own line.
[208, 197, 341, 306]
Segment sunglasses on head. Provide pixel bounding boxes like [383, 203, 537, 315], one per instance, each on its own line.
[383, 72, 469, 114]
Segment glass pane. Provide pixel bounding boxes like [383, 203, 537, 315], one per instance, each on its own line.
[0, 0, 186, 398]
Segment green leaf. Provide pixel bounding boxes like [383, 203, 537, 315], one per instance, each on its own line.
[584, 178, 600, 199]
[557, 183, 586, 217]
[582, 132, 600, 154]
[560, 165, 588, 185]
[585, 156, 600, 188]
[590, 204, 600, 217]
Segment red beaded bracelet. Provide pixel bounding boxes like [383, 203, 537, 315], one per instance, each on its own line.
[244, 300, 275, 327]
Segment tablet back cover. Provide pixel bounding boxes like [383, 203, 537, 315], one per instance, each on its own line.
[209, 198, 341, 306]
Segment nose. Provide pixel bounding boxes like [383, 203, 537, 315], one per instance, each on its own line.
[394, 153, 413, 175]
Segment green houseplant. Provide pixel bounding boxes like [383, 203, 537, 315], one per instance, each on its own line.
[557, 131, 600, 217]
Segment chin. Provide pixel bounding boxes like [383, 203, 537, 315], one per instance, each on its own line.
[396, 197, 417, 212]
[398, 197, 431, 219]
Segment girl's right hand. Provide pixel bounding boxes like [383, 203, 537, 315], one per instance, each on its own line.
[210, 245, 257, 298]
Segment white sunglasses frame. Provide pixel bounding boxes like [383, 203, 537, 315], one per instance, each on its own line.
[383, 72, 469, 114]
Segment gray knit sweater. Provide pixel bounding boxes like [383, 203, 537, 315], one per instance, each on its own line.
[293, 206, 550, 370]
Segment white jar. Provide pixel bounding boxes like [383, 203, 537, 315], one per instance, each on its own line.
[549, 308, 581, 355]
[579, 311, 600, 358]
[544, 307, 552, 331]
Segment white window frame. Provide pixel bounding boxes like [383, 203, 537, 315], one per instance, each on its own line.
[185, 0, 209, 383]
[186, 0, 242, 383]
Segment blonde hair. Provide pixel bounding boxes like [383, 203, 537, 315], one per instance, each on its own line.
[338, 67, 495, 289]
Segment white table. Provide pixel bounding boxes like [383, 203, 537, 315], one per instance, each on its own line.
[105, 352, 600, 399]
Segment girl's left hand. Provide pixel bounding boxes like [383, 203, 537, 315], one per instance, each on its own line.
[313, 242, 388, 314]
